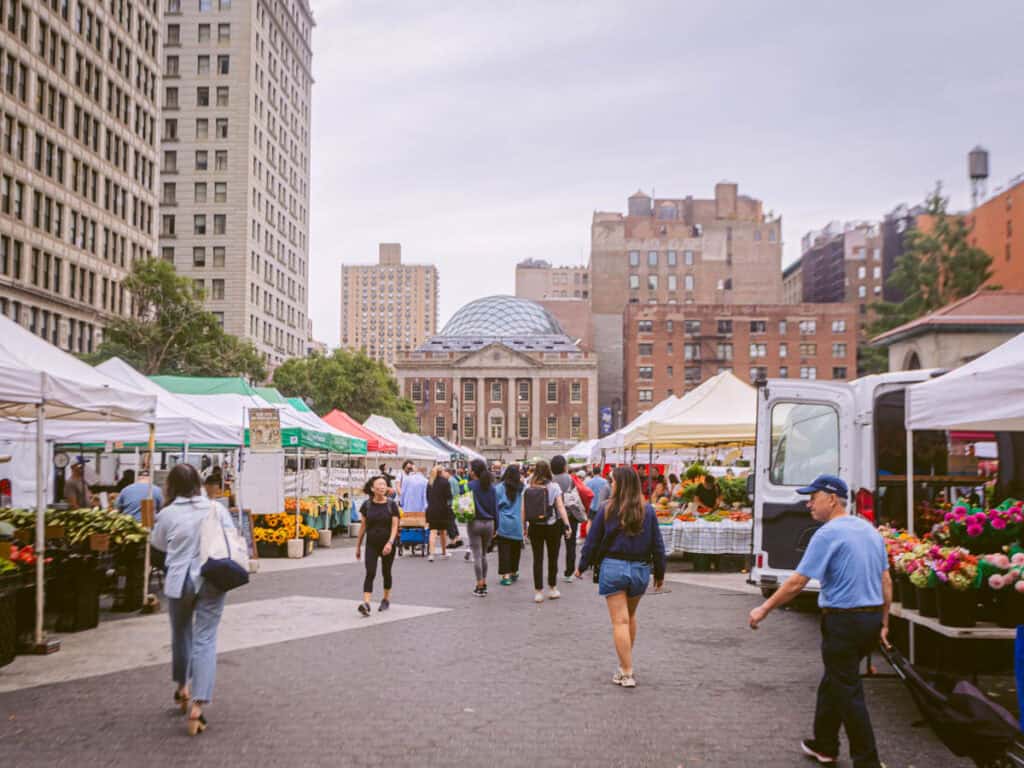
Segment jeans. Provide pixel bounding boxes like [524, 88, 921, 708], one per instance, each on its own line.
[496, 536, 522, 575]
[363, 540, 395, 593]
[563, 518, 580, 575]
[814, 612, 883, 768]
[528, 523, 562, 590]
[167, 575, 226, 704]
[467, 519, 494, 582]
[598, 557, 650, 598]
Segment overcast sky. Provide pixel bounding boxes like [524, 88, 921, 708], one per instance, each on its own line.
[307, 0, 1023, 346]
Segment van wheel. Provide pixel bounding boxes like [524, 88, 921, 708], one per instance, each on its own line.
[760, 587, 776, 599]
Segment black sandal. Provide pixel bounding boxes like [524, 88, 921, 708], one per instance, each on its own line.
[358, 602, 370, 616]
[174, 689, 189, 714]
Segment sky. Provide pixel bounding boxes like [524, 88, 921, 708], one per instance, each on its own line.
[306, 0, 1023, 346]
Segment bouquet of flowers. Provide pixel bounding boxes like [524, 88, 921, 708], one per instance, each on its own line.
[878, 526, 920, 573]
[453, 494, 476, 523]
[906, 543, 939, 589]
[939, 499, 1023, 553]
[931, 547, 979, 591]
[980, 551, 1024, 593]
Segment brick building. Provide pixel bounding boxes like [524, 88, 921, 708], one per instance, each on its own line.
[514, 258, 593, 350]
[782, 259, 803, 304]
[591, 182, 783, 429]
[394, 295, 597, 461]
[968, 176, 1024, 292]
[622, 302, 856, 422]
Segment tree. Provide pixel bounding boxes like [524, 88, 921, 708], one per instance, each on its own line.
[272, 348, 418, 432]
[84, 258, 267, 380]
[861, 185, 994, 374]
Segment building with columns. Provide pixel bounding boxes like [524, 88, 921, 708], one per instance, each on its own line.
[393, 295, 598, 461]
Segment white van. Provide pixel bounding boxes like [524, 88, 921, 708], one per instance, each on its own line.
[750, 370, 1023, 596]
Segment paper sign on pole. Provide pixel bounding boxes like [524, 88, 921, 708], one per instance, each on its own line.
[249, 408, 281, 453]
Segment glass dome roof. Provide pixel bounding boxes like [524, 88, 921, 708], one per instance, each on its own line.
[441, 295, 566, 337]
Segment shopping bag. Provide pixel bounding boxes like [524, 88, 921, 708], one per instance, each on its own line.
[199, 501, 250, 591]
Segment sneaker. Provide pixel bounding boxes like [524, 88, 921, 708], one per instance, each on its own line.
[441, 553, 451, 559]
[511, 573, 519, 582]
[800, 740, 837, 764]
[534, 592, 544, 603]
[464, 551, 473, 562]
[563, 574, 575, 583]
[449, 539, 464, 549]
[428, 555, 435, 562]
[611, 668, 626, 685]
[357, 602, 370, 617]
[378, 598, 390, 612]
[500, 577, 512, 586]
[547, 588, 561, 600]
[473, 586, 486, 597]
[618, 674, 636, 689]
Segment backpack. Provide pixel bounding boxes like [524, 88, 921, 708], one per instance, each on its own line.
[523, 486, 551, 523]
[562, 483, 587, 523]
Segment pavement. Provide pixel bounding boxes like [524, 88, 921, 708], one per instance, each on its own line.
[0, 538, 972, 767]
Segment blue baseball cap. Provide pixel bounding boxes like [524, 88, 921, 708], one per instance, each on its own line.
[796, 474, 848, 499]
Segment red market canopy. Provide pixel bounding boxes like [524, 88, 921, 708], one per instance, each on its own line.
[322, 409, 397, 454]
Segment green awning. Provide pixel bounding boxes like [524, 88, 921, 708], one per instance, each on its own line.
[255, 386, 288, 404]
[151, 375, 259, 396]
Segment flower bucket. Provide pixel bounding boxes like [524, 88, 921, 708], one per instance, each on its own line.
[892, 576, 903, 604]
[936, 585, 977, 628]
[317, 529, 332, 548]
[286, 538, 304, 559]
[900, 577, 918, 610]
[995, 589, 1024, 628]
[916, 586, 938, 618]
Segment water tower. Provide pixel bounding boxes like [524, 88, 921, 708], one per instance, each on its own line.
[968, 146, 989, 209]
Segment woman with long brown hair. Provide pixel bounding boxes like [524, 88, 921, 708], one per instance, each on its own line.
[575, 466, 666, 689]
[522, 459, 572, 603]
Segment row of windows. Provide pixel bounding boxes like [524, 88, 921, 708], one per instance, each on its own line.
[635, 365, 850, 404]
[409, 379, 584, 404]
[166, 0, 232, 14]
[638, 341, 848, 360]
[629, 273, 695, 292]
[161, 180, 227, 205]
[441, 412, 583, 441]
[159, 212, 226, 237]
[161, 147, 228, 172]
[628, 249, 697, 268]
[636, 318, 847, 335]
[0, 296, 99, 354]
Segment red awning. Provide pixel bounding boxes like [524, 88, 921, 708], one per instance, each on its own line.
[322, 409, 398, 454]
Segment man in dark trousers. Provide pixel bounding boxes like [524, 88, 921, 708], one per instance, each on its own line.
[748, 474, 890, 768]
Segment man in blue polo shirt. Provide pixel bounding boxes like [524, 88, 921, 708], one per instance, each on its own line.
[748, 474, 890, 768]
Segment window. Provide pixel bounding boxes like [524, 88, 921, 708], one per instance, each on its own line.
[214, 118, 228, 139]
[666, 320, 674, 333]
[196, 86, 209, 106]
[162, 182, 176, 204]
[628, 274, 640, 290]
[799, 342, 817, 356]
[192, 247, 205, 266]
[213, 214, 225, 234]
[463, 379, 475, 402]
[779, 366, 788, 378]
[546, 380, 557, 403]
[831, 319, 846, 333]
[546, 415, 557, 439]
[685, 366, 701, 384]
[647, 250, 658, 266]
[779, 342, 788, 358]
[214, 150, 227, 170]
[667, 275, 677, 292]
[194, 182, 207, 202]
[872, 266, 881, 280]
[570, 381, 582, 402]
[161, 214, 175, 236]
[490, 380, 502, 402]
[667, 250, 677, 266]
[217, 55, 230, 75]
[161, 247, 174, 263]
[638, 343, 653, 356]
[165, 55, 180, 76]
[198, 23, 210, 42]
[193, 214, 206, 234]
[800, 366, 817, 380]
[411, 380, 422, 402]
[647, 274, 658, 290]
[684, 275, 694, 291]
[518, 413, 529, 439]
[858, 285, 866, 298]
[195, 118, 208, 139]
[832, 366, 848, 379]
[638, 367, 653, 380]
[637, 320, 653, 333]
[199, 0, 211, 10]
[799, 319, 816, 335]
[462, 414, 474, 439]
[769, 402, 838, 485]
[164, 87, 179, 108]
[754, 229, 762, 241]
[628, 250, 639, 267]
[684, 320, 701, 335]
[717, 319, 732, 334]
[197, 55, 210, 75]
[167, 24, 181, 45]
[214, 182, 226, 202]
[638, 389, 653, 402]
[213, 247, 225, 267]
[195, 150, 208, 170]
[211, 279, 224, 299]
[164, 119, 178, 140]
[749, 343, 767, 358]
[779, 320, 788, 335]
[684, 250, 694, 265]
[192, 279, 205, 298]
[518, 380, 529, 402]
[216, 86, 229, 106]
[435, 415, 445, 438]
[218, 23, 230, 41]
[857, 265, 866, 280]
[749, 366, 767, 382]
[832, 342, 847, 358]
[570, 415, 582, 439]
[717, 342, 733, 361]
[435, 381, 446, 402]
[684, 343, 700, 360]
[219, 0, 231, 8]
[750, 320, 766, 334]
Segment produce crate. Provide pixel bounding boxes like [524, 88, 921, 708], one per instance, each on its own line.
[54, 555, 101, 633]
[111, 543, 144, 612]
[0, 573, 21, 667]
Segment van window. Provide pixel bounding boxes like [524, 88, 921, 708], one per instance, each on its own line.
[770, 403, 839, 486]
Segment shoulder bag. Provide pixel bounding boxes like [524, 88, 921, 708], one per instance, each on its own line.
[199, 501, 250, 592]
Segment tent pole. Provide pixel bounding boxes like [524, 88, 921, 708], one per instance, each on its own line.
[141, 424, 155, 612]
[906, 426, 915, 663]
[34, 403, 46, 648]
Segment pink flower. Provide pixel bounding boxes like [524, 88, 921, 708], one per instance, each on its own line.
[990, 574, 1006, 590]
[936, 571, 949, 582]
[953, 505, 968, 515]
[1012, 553, 1024, 566]
[988, 553, 1012, 568]
[992, 518, 1007, 530]
[1015, 580, 1024, 594]
[966, 525, 984, 538]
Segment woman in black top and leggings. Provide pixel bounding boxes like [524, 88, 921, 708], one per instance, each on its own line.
[356, 475, 400, 616]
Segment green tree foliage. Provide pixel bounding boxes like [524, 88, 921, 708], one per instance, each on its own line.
[84, 258, 267, 380]
[272, 348, 418, 432]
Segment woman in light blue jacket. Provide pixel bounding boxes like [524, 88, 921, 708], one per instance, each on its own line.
[494, 464, 525, 586]
[151, 463, 234, 736]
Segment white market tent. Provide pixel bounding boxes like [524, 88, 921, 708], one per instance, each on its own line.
[566, 439, 598, 461]
[364, 415, 448, 462]
[591, 395, 680, 461]
[618, 371, 757, 448]
[903, 332, 1024, 537]
[0, 315, 158, 647]
[906, 332, 1024, 432]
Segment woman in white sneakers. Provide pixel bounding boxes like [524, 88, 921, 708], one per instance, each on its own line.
[522, 460, 572, 603]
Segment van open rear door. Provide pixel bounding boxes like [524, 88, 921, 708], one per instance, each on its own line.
[751, 380, 856, 595]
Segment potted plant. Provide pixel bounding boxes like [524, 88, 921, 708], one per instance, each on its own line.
[908, 550, 938, 617]
[983, 552, 1024, 628]
[933, 547, 979, 628]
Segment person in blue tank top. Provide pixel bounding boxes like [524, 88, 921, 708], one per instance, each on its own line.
[748, 474, 890, 768]
[494, 464, 525, 586]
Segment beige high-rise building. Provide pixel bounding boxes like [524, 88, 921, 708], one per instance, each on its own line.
[340, 243, 438, 366]
[159, 0, 313, 369]
[0, 0, 161, 352]
[515, 258, 590, 300]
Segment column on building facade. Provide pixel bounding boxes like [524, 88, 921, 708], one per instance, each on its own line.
[453, 376, 462, 446]
[532, 376, 542, 447]
[506, 377, 516, 449]
[587, 371, 599, 440]
[477, 377, 486, 449]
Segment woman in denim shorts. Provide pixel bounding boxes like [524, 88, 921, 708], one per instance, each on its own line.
[576, 466, 666, 689]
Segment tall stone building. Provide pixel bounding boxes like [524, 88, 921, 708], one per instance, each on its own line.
[159, 0, 313, 369]
[340, 243, 439, 366]
[968, 177, 1024, 292]
[590, 182, 783, 429]
[0, 0, 161, 352]
[514, 258, 592, 350]
[394, 295, 597, 461]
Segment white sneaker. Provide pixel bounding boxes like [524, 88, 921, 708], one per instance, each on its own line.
[428, 554, 435, 562]
[534, 592, 544, 603]
[547, 588, 561, 600]
[619, 674, 636, 689]
[563, 574, 575, 583]
[441, 553, 451, 559]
